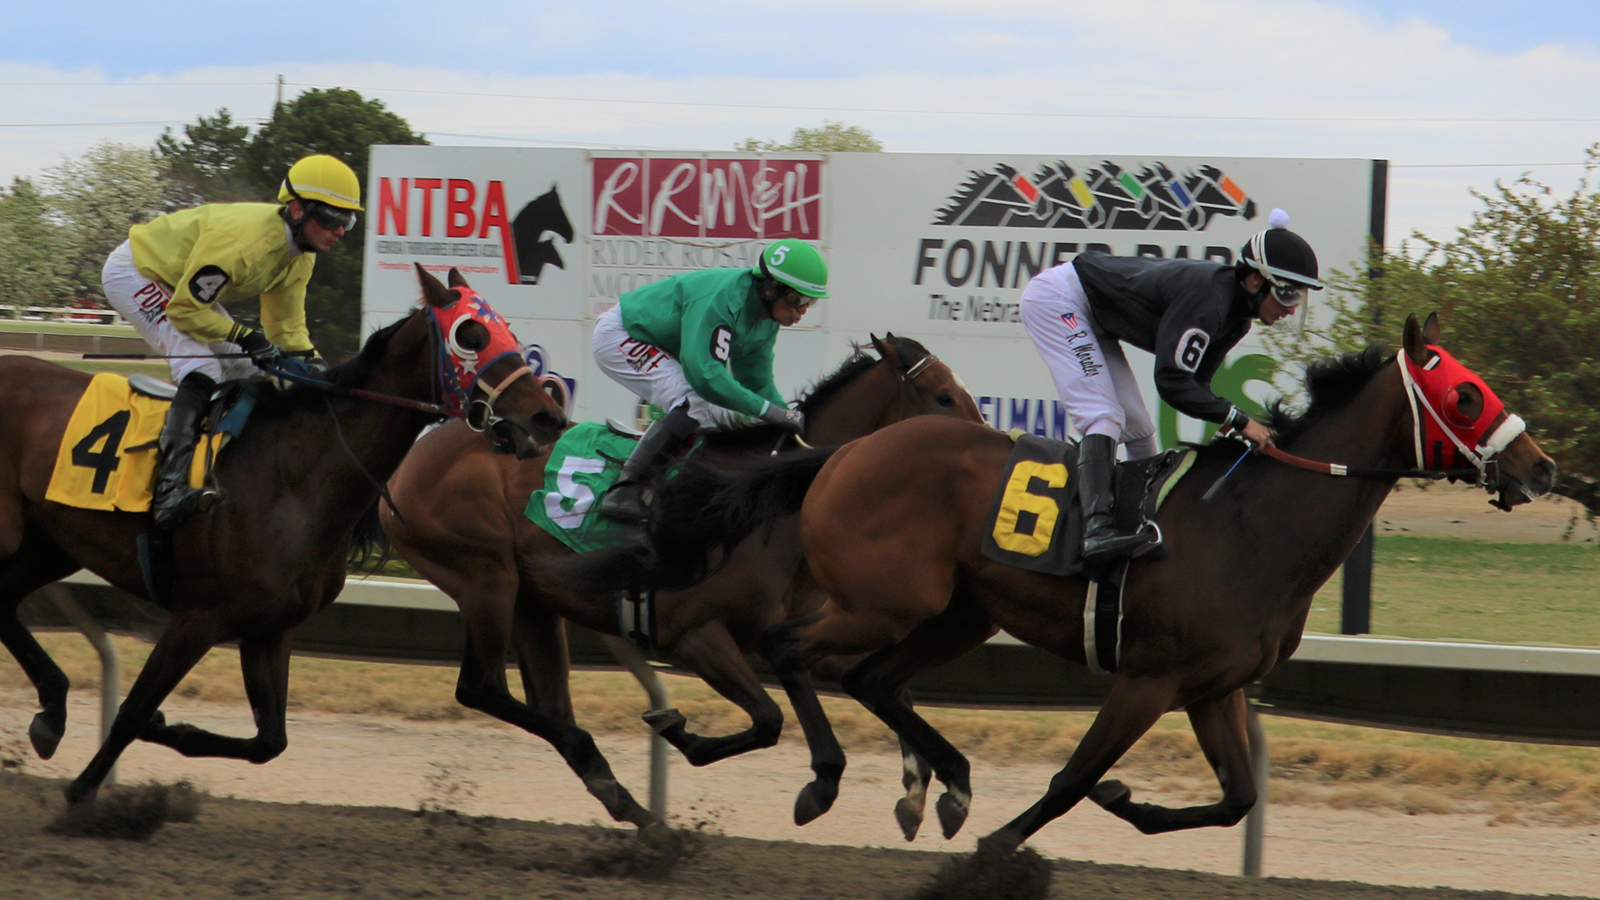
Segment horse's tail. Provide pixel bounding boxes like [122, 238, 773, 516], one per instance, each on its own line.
[348, 497, 393, 574]
[560, 446, 838, 595]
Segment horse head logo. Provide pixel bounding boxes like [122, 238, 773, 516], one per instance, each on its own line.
[511, 185, 575, 285]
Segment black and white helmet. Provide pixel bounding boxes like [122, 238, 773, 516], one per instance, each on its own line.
[1238, 209, 1323, 306]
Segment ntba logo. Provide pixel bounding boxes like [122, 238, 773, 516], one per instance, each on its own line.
[935, 161, 1257, 231]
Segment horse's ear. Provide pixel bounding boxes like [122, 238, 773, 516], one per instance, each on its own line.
[1422, 311, 1442, 345]
[1402, 313, 1429, 365]
[416, 263, 448, 307]
[870, 333, 893, 361]
[447, 268, 470, 289]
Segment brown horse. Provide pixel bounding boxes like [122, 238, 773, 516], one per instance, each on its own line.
[0, 265, 567, 805]
[589, 313, 1556, 848]
[379, 335, 982, 832]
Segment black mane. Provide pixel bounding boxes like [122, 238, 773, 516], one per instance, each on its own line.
[1262, 344, 1392, 448]
[248, 313, 413, 420]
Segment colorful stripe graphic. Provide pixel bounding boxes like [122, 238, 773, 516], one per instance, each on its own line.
[1218, 176, 1248, 206]
[1067, 176, 1096, 209]
[1169, 180, 1193, 208]
[1117, 172, 1145, 199]
[1011, 173, 1040, 202]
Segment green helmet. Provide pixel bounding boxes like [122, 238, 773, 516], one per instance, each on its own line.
[753, 239, 829, 299]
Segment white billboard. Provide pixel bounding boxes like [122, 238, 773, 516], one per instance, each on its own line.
[362, 148, 1382, 446]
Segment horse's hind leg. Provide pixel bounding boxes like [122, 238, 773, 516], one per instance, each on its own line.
[67, 611, 225, 803]
[0, 526, 83, 759]
[647, 620, 785, 766]
[836, 593, 995, 840]
[986, 673, 1178, 850]
[139, 628, 292, 763]
[1089, 688, 1258, 834]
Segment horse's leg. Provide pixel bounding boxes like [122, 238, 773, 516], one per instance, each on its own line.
[648, 620, 785, 766]
[760, 613, 849, 826]
[1089, 688, 1258, 834]
[66, 611, 225, 803]
[140, 627, 291, 763]
[0, 529, 82, 759]
[985, 674, 1178, 850]
[510, 603, 574, 723]
[835, 593, 995, 840]
[457, 631, 658, 831]
[817, 651, 934, 840]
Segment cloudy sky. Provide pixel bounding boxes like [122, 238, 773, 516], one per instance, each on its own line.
[3, 0, 1596, 247]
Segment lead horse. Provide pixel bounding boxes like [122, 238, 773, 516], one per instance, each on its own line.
[587, 313, 1556, 849]
[0, 265, 567, 805]
[379, 334, 983, 832]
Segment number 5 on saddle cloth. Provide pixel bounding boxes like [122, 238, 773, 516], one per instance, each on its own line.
[981, 433, 1196, 578]
[45, 373, 256, 513]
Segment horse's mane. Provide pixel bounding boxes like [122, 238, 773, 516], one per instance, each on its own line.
[1260, 344, 1393, 449]
[247, 314, 412, 420]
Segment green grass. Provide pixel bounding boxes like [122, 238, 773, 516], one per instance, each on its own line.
[1304, 535, 1600, 646]
[0, 319, 138, 337]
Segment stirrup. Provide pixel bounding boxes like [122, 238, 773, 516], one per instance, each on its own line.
[152, 485, 221, 531]
[1082, 522, 1161, 565]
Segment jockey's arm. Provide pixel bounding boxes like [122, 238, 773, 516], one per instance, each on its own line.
[1151, 298, 1240, 428]
[163, 231, 247, 345]
[730, 342, 787, 412]
[677, 303, 774, 418]
[258, 272, 315, 354]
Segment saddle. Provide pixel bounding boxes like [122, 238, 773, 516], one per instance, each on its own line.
[980, 433, 1196, 579]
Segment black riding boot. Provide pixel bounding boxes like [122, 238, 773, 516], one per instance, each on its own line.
[1079, 434, 1159, 565]
[152, 372, 219, 531]
[597, 403, 698, 524]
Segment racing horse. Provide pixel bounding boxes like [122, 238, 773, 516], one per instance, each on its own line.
[378, 334, 982, 832]
[0, 265, 567, 806]
[587, 312, 1556, 847]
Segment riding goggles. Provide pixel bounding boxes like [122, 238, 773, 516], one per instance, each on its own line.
[1268, 279, 1308, 309]
[307, 201, 358, 232]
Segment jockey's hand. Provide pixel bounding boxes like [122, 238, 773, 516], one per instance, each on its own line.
[1239, 418, 1276, 451]
[759, 404, 806, 435]
[232, 328, 282, 369]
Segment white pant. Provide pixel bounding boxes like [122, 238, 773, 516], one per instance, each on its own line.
[1020, 263, 1159, 459]
[591, 305, 743, 430]
[101, 241, 253, 384]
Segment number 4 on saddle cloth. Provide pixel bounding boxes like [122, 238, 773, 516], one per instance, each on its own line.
[981, 433, 1197, 578]
[44, 373, 256, 512]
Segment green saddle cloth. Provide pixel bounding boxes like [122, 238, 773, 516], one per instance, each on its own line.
[524, 422, 635, 553]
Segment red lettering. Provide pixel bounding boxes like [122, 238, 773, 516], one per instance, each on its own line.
[591, 156, 821, 239]
[477, 181, 517, 284]
[377, 177, 408, 236]
[446, 179, 477, 238]
[414, 178, 443, 236]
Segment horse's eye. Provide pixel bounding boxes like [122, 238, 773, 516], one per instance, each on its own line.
[936, 392, 955, 409]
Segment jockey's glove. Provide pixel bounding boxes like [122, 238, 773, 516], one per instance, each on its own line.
[758, 403, 806, 435]
[228, 325, 282, 369]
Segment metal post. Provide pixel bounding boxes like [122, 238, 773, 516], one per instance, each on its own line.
[1242, 701, 1269, 877]
[1340, 524, 1374, 634]
[45, 584, 119, 785]
[599, 635, 670, 819]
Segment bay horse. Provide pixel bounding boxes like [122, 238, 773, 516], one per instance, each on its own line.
[586, 313, 1556, 849]
[0, 265, 567, 807]
[378, 334, 981, 832]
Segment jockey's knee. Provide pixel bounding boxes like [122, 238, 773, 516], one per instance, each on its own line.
[1124, 434, 1160, 460]
[1081, 418, 1124, 443]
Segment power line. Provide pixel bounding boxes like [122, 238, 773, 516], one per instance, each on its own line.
[0, 121, 194, 128]
[288, 81, 1600, 124]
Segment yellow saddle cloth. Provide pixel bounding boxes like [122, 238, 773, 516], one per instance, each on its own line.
[45, 373, 225, 512]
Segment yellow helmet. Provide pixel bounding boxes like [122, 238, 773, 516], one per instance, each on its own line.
[278, 154, 363, 211]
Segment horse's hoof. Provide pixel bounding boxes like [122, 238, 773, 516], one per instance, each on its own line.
[1089, 779, 1132, 811]
[894, 796, 924, 841]
[936, 790, 971, 839]
[641, 708, 686, 736]
[63, 778, 97, 806]
[637, 819, 672, 848]
[139, 710, 168, 738]
[793, 780, 837, 826]
[28, 711, 63, 760]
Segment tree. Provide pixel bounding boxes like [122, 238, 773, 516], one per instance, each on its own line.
[39, 141, 169, 304]
[0, 178, 72, 309]
[1270, 146, 1600, 518]
[737, 121, 883, 152]
[156, 108, 257, 205]
[235, 89, 428, 358]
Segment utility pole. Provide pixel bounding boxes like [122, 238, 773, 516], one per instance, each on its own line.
[275, 74, 284, 109]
